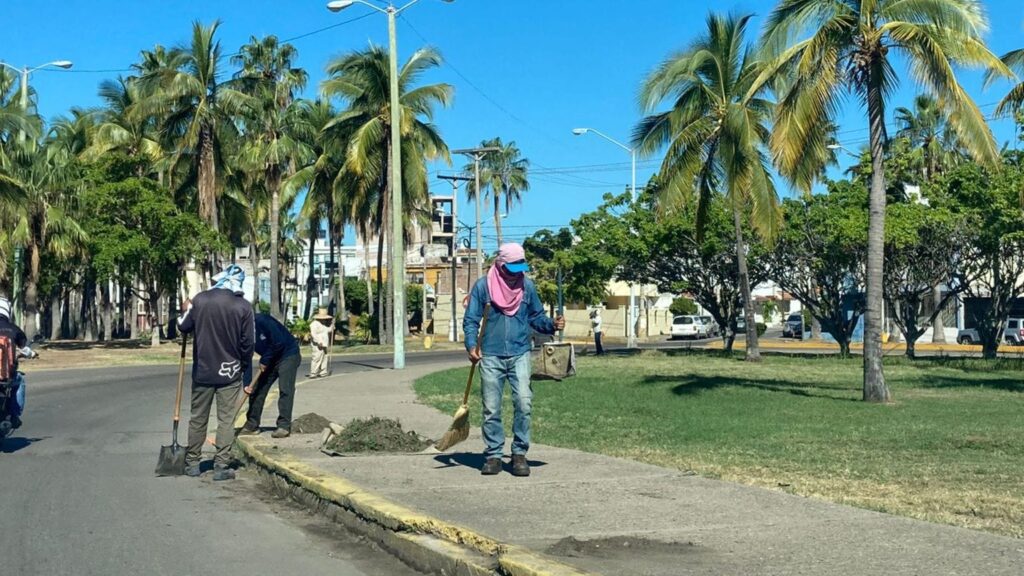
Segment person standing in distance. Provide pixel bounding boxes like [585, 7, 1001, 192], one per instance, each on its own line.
[590, 308, 604, 355]
[178, 265, 254, 481]
[463, 243, 565, 477]
[307, 308, 334, 378]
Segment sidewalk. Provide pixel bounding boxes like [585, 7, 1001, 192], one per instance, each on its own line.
[237, 364, 1024, 576]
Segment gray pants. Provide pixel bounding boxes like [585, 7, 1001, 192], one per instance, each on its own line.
[186, 381, 242, 468]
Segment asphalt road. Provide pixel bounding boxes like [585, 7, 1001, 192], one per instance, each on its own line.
[0, 352, 462, 576]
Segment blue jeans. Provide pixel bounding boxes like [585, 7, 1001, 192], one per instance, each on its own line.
[4, 373, 24, 418]
[480, 353, 532, 459]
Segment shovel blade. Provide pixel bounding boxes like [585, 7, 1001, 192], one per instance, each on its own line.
[155, 443, 187, 476]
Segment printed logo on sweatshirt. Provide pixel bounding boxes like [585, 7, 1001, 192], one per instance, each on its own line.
[218, 360, 241, 379]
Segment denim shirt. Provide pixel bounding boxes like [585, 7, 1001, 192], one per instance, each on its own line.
[463, 277, 556, 358]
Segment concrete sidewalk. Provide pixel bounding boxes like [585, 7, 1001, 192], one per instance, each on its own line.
[237, 363, 1024, 576]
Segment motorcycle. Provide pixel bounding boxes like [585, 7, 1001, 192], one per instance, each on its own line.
[1, 349, 37, 448]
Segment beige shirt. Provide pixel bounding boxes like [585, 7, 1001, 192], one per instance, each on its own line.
[310, 320, 332, 347]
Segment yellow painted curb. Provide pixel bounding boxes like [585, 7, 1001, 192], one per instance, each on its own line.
[236, 437, 603, 576]
[705, 339, 1024, 354]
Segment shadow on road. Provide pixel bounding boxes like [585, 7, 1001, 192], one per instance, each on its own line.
[433, 452, 548, 470]
[1, 436, 47, 454]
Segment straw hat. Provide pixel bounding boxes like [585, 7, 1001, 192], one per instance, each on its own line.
[314, 308, 333, 321]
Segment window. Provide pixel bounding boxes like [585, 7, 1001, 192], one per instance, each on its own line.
[673, 316, 694, 325]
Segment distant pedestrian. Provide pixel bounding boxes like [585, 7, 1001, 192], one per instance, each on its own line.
[464, 243, 565, 477]
[240, 313, 301, 439]
[590, 308, 604, 355]
[177, 265, 254, 481]
[308, 308, 333, 378]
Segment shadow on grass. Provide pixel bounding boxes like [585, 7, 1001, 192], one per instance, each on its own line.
[40, 339, 152, 351]
[913, 376, 1024, 393]
[641, 374, 862, 402]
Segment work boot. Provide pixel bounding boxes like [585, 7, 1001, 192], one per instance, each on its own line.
[212, 467, 236, 481]
[481, 458, 502, 475]
[511, 454, 530, 477]
[10, 415, 21, 430]
[184, 464, 202, 478]
[237, 426, 259, 436]
[271, 428, 290, 439]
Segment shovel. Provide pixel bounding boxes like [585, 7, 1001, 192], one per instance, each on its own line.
[156, 335, 189, 476]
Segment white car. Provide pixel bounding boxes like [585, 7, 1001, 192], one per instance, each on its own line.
[671, 315, 708, 340]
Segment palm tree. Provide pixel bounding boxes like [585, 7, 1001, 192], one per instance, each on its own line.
[85, 77, 163, 169]
[989, 49, 1024, 119]
[464, 137, 529, 246]
[320, 45, 452, 343]
[633, 12, 780, 362]
[761, 0, 1008, 401]
[139, 21, 252, 234]
[233, 35, 309, 320]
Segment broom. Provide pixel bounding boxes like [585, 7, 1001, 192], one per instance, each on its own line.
[435, 304, 489, 451]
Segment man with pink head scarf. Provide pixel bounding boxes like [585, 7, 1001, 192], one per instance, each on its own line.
[463, 242, 565, 477]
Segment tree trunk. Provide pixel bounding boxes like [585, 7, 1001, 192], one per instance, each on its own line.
[23, 237, 40, 342]
[732, 207, 760, 362]
[83, 277, 96, 342]
[863, 71, 891, 403]
[198, 125, 218, 232]
[304, 215, 317, 320]
[838, 338, 851, 358]
[50, 288, 61, 341]
[69, 287, 79, 339]
[931, 284, 946, 343]
[364, 238, 374, 319]
[250, 240, 261, 307]
[812, 317, 822, 340]
[129, 282, 139, 340]
[102, 282, 114, 342]
[269, 166, 283, 321]
[494, 193, 503, 247]
[376, 203, 388, 345]
[150, 287, 161, 347]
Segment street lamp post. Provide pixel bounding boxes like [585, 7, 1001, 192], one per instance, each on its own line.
[327, 0, 451, 370]
[453, 146, 500, 281]
[0, 59, 72, 321]
[572, 127, 638, 349]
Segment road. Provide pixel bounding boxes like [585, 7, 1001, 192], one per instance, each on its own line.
[0, 352, 462, 576]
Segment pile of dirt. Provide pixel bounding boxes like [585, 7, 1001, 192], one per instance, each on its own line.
[323, 416, 432, 453]
[291, 413, 333, 434]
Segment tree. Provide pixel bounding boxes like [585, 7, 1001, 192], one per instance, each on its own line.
[320, 45, 452, 343]
[523, 227, 615, 312]
[937, 158, 1024, 359]
[140, 20, 253, 235]
[464, 137, 529, 246]
[634, 12, 780, 362]
[233, 35, 309, 320]
[762, 0, 1008, 401]
[767, 182, 867, 357]
[882, 200, 971, 358]
[85, 77, 163, 168]
[670, 297, 698, 316]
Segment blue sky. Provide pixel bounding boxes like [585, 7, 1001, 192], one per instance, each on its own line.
[4, 1, 1024, 253]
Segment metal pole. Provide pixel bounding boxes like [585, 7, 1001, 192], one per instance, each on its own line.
[474, 155, 483, 281]
[387, 7, 406, 370]
[557, 268, 564, 343]
[628, 149, 637, 349]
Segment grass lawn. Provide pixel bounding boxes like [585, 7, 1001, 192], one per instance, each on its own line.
[414, 350, 1024, 538]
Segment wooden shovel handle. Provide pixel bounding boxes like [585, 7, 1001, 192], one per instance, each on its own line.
[460, 304, 490, 405]
[173, 334, 187, 423]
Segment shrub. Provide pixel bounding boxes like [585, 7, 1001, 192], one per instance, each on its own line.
[756, 322, 767, 336]
[670, 296, 698, 316]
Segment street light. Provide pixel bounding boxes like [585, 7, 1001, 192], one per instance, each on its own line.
[573, 126, 639, 349]
[827, 143, 860, 159]
[326, 0, 451, 370]
[453, 146, 501, 281]
[0, 58, 73, 323]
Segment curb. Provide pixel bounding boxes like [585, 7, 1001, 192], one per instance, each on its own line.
[235, 436, 600, 576]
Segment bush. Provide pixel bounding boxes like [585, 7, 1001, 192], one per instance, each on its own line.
[288, 317, 311, 343]
[761, 300, 778, 324]
[256, 301, 271, 315]
[756, 322, 767, 336]
[670, 296, 698, 316]
[354, 313, 373, 344]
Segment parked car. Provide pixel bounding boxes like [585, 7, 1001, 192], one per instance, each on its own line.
[1004, 318, 1024, 345]
[698, 316, 720, 337]
[957, 328, 979, 345]
[671, 315, 708, 340]
[782, 312, 804, 339]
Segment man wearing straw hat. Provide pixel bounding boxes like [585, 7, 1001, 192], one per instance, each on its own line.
[308, 308, 334, 379]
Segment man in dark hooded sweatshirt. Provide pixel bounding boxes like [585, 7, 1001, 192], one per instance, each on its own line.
[178, 265, 254, 481]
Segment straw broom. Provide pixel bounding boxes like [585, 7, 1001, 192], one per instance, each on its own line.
[435, 304, 489, 451]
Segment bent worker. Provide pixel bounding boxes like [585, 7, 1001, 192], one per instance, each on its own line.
[240, 312, 301, 439]
[308, 308, 333, 378]
[463, 243, 565, 477]
[178, 265, 254, 481]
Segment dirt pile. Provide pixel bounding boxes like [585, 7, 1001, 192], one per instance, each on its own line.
[291, 413, 333, 434]
[323, 416, 432, 453]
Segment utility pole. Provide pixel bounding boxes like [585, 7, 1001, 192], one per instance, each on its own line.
[453, 147, 500, 282]
[438, 174, 470, 342]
